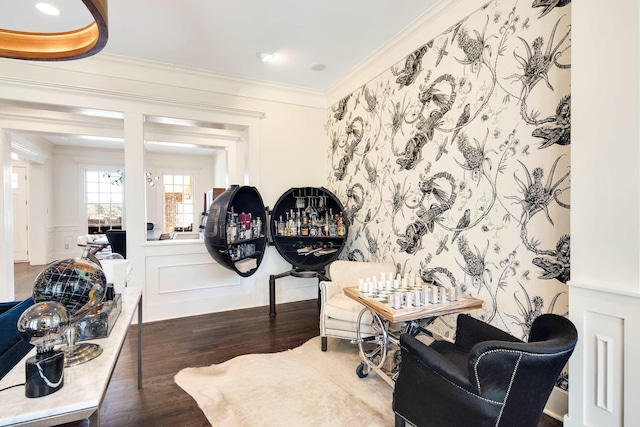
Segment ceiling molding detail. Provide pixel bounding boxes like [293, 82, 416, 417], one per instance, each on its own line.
[0, 69, 268, 122]
[0, 106, 122, 136]
[10, 139, 50, 164]
[83, 53, 327, 108]
[0, 51, 326, 110]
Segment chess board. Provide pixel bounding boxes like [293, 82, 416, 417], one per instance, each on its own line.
[344, 286, 483, 323]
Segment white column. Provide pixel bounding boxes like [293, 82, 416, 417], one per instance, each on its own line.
[0, 129, 15, 301]
[123, 112, 145, 292]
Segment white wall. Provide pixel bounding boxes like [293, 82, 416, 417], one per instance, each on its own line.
[52, 146, 125, 259]
[566, 1, 640, 426]
[27, 160, 54, 265]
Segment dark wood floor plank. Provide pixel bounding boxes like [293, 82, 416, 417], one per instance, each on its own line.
[13, 262, 47, 300]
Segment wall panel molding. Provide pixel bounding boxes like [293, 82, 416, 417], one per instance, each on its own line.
[567, 283, 640, 427]
[595, 334, 613, 412]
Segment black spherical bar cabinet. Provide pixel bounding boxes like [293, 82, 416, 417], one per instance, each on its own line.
[204, 185, 267, 277]
[269, 187, 348, 271]
[204, 185, 348, 315]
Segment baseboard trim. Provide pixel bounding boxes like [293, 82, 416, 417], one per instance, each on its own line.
[544, 387, 568, 421]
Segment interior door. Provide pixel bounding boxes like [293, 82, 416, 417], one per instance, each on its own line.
[12, 165, 29, 262]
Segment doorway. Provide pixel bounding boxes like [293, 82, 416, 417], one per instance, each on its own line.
[12, 164, 28, 262]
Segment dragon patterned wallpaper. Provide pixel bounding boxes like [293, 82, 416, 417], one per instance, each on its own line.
[325, 0, 571, 382]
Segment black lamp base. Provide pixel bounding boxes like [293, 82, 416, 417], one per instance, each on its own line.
[25, 350, 64, 398]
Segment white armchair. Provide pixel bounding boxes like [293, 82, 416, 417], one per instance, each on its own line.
[319, 260, 396, 351]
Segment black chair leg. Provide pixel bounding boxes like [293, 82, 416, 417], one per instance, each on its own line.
[395, 414, 406, 427]
[321, 336, 328, 351]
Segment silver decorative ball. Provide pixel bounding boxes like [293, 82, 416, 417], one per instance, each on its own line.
[17, 302, 69, 353]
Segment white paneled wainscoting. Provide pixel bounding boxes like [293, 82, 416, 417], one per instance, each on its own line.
[145, 244, 243, 322]
[142, 240, 319, 322]
[566, 284, 640, 426]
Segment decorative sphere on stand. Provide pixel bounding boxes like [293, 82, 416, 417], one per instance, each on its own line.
[31, 253, 107, 366]
[17, 301, 69, 353]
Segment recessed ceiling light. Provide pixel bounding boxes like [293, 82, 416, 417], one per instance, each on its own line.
[35, 3, 61, 16]
[310, 63, 326, 71]
[256, 52, 276, 63]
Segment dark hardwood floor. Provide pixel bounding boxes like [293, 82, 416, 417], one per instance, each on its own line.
[52, 299, 562, 427]
[13, 262, 47, 300]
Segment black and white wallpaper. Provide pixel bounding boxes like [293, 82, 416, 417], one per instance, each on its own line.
[326, 0, 571, 377]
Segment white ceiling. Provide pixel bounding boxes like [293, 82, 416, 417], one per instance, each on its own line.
[0, 0, 440, 91]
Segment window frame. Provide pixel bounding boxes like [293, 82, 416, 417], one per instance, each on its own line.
[161, 173, 195, 233]
[84, 168, 125, 234]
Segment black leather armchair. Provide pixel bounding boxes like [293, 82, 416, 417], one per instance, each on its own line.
[393, 314, 577, 427]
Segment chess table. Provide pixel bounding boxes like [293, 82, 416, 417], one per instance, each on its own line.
[344, 286, 483, 385]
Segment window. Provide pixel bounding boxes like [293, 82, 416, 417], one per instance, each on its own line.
[86, 170, 123, 233]
[163, 174, 193, 232]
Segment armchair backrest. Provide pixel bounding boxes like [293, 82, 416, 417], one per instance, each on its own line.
[328, 260, 396, 290]
[106, 230, 127, 259]
[468, 314, 577, 426]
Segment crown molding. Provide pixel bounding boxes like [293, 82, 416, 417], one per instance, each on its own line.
[98, 53, 328, 108]
[23, 52, 327, 109]
[10, 142, 49, 164]
[10, 134, 51, 164]
[326, 0, 487, 106]
[0, 103, 123, 136]
[0, 70, 267, 123]
[0, 55, 326, 115]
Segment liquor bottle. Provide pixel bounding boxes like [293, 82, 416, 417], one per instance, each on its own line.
[337, 212, 346, 236]
[230, 215, 238, 243]
[277, 215, 284, 236]
[301, 213, 309, 236]
[296, 209, 302, 236]
[289, 209, 297, 236]
[286, 211, 291, 236]
[256, 216, 262, 237]
[323, 212, 330, 236]
[237, 214, 244, 241]
[329, 210, 337, 237]
[309, 212, 318, 236]
[226, 210, 234, 244]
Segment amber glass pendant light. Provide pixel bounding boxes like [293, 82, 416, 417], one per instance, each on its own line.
[0, 0, 108, 61]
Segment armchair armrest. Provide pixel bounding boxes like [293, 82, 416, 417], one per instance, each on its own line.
[399, 334, 476, 393]
[319, 280, 342, 302]
[454, 314, 522, 351]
